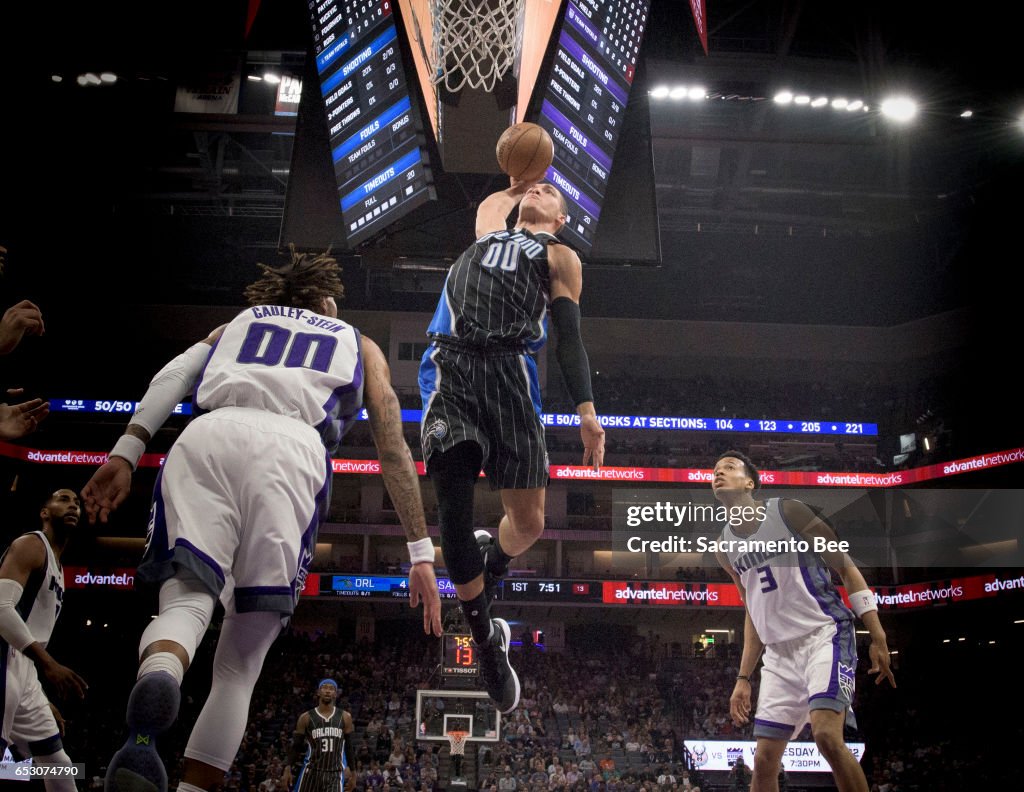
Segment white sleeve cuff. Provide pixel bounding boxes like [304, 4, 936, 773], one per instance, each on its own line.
[407, 538, 435, 565]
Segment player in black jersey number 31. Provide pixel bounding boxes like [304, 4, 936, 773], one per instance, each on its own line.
[420, 177, 606, 714]
[283, 678, 354, 792]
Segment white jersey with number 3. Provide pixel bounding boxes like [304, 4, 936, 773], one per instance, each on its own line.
[721, 498, 853, 644]
[194, 305, 364, 453]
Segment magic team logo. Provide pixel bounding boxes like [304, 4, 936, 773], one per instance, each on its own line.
[426, 419, 448, 440]
[837, 661, 856, 699]
[689, 743, 708, 767]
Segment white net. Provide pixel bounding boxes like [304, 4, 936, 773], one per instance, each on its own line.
[429, 0, 525, 93]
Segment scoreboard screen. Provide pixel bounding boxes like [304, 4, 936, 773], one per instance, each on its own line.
[442, 633, 479, 676]
[307, 0, 434, 246]
[536, 0, 652, 252]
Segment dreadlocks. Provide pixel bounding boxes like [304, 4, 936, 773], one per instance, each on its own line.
[244, 244, 344, 310]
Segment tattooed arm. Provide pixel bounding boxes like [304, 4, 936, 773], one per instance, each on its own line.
[361, 335, 442, 635]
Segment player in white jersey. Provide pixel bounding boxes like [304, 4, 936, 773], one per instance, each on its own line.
[712, 451, 895, 792]
[0, 488, 87, 788]
[82, 248, 443, 792]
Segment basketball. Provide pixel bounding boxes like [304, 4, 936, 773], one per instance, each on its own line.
[496, 122, 554, 182]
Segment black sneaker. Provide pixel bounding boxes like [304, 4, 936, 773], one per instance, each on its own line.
[475, 529, 507, 600]
[478, 617, 520, 714]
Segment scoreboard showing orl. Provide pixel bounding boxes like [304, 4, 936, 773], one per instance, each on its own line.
[537, 0, 652, 253]
[307, 0, 434, 246]
[442, 634, 479, 676]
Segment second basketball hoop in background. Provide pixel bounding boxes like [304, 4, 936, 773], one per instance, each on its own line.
[496, 123, 554, 182]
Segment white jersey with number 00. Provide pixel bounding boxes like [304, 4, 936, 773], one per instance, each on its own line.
[194, 305, 364, 453]
[721, 498, 852, 644]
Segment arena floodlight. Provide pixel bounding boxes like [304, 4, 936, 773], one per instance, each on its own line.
[846, 100, 863, 111]
[881, 96, 918, 122]
[811, 96, 828, 108]
[688, 86, 706, 100]
[793, 94, 810, 105]
[669, 86, 688, 100]
[650, 85, 670, 99]
[263, 72, 281, 84]
[773, 91, 794, 104]
[831, 97, 848, 109]
[960, 109, 973, 118]
[100, 72, 118, 84]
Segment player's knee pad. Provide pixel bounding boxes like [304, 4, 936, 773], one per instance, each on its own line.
[140, 573, 217, 663]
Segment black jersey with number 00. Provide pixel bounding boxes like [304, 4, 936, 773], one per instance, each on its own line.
[426, 229, 557, 352]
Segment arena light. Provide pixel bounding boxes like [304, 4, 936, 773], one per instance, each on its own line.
[846, 100, 863, 111]
[650, 85, 670, 99]
[774, 91, 794, 104]
[942, 638, 951, 643]
[247, 74, 263, 82]
[881, 95, 918, 122]
[51, 74, 63, 83]
[960, 109, 973, 118]
[688, 85, 706, 101]
[705, 629, 731, 633]
[669, 86, 688, 100]
[831, 97, 848, 109]
[793, 94, 810, 105]
[262, 72, 281, 84]
[958, 637, 966, 641]
[99, 72, 118, 84]
[811, 96, 828, 108]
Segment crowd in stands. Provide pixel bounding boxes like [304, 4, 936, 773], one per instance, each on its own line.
[49, 614, 1013, 792]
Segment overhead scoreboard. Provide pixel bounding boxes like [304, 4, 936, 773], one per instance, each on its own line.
[536, 0, 652, 252]
[307, 0, 434, 245]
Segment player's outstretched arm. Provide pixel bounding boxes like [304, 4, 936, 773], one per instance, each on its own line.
[361, 335, 442, 636]
[0, 536, 87, 700]
[81, 325, 225, 524]
[782, 499, 896, 688]
[475, 178, 534, 238]
[549, 244, 604, 470]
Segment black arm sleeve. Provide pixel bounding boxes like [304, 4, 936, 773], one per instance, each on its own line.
[551, 296, 594, 407]
[344, 733, 355, 769]
[288, 731, 307, 765]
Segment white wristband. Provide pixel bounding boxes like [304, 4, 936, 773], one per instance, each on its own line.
[110, 434, 146, 471]
[848, 589, 877, 617]
[407, 538, 435, 566]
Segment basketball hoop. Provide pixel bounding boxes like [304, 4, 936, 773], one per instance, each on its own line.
[429, 0, 525, 93]
[446, 729, 469, 754]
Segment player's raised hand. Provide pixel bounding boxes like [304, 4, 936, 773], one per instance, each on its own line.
[580, 413, 605, 471]
[409, 562, 443, 636]
[868, 638, 897, 687]
[82, 457, 133, 524]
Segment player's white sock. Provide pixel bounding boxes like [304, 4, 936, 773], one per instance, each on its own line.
[138, 651, 185, 685]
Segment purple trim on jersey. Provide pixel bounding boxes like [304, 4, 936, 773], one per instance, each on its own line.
[189, 337, 220, 417]
[315, 328, 364, 453]
[148, 467, 172, 563]
[777, 498, 853, 623]
[236, 586, 293, 597]
[289, 452, 333, 601]
[173, 539, 226, 583]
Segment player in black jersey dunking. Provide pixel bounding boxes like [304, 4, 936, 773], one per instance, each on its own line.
[283, 679, 354, 792]
[420, 177, 605, 713]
